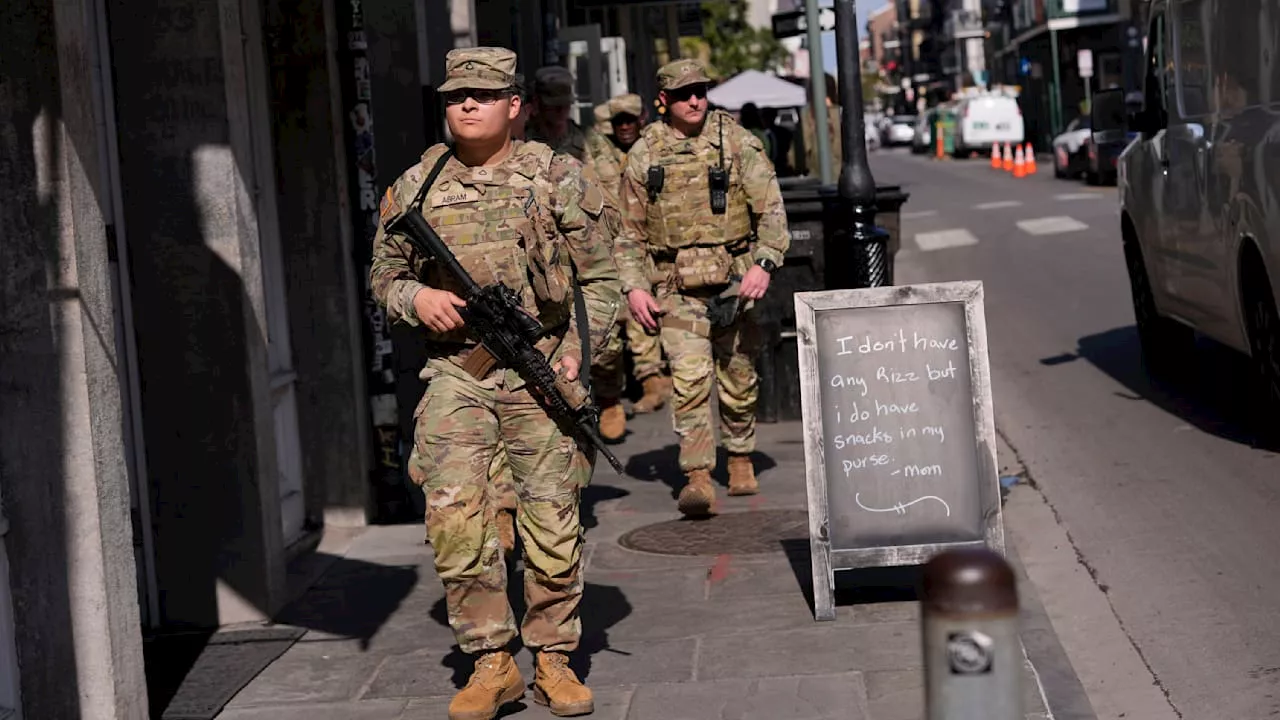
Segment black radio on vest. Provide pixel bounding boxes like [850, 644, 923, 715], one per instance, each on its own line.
[646, 166, 664, 202]
[708, 115, 727, 215]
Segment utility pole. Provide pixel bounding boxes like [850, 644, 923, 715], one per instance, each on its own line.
[805, 0, 832, 184]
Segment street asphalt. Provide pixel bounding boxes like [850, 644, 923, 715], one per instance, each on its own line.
[873, 147, 1280, 719]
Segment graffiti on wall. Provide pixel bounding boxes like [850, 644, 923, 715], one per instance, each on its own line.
[339, 0, 413, 518]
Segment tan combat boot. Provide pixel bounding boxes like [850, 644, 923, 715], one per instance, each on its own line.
[448, 650, 524, 720]
[598, 399, 626, 442]
[496, 509, 516, 556]
[630, 374, 672, 414]
[677, 468, 716, 517]
[727, 453, 759, 496]
[532, 651, 594, 716]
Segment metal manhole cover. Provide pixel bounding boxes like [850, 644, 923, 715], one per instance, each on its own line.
[617, 509, 808, 556]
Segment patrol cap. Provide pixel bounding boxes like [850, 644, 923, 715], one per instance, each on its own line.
[657, 59, 712, 91]
[534, 66, 575, 106]
[608, 93, 644, 118]
[592, 102, 613, 135]
[438, 47, 518, 93]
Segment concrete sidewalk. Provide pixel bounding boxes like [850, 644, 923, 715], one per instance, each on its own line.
[215, 410, 1090, 720]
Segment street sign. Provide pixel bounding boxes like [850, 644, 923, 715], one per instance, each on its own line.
[1077, 49, 1094, 79]
[771, 8, 835, 39]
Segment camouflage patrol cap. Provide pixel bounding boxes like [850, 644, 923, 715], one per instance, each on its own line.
[608, 93, 644, 118]
[534, 66, 575, 106]
[438, 47, 517, 92]
[657, 59, 712, 90]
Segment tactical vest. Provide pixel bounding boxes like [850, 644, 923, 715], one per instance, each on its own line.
[644, 110, 752, 252]
[415, 142, 572, 348]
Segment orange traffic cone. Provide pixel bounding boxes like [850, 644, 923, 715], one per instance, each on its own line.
[1002, 143, 1014, 172]
[991, 143, 1001, 169]
[1024, 142, 1037, 174]
[1013, 144, 1027, 178]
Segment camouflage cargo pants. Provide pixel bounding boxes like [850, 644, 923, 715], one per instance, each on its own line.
[659, 291, 761, 471]
[626, 315, 666, 381]
[410, 361, 590, 654]
[589, 318, 626, 401]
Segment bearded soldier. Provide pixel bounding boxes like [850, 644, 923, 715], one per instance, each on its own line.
[371, 47, 620, 718]
[616, 59, 790, 517]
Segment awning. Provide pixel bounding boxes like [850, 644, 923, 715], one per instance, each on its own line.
[707, 69, 808, 111]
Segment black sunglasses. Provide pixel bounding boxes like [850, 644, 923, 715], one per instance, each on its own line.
[442, 88, 514, 106]
[667, 84, 709, 103]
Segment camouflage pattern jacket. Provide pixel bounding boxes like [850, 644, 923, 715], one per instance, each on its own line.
[529, 120, 589, 164]
[370, 140, 622, 375]
[615, 109, 789, 294]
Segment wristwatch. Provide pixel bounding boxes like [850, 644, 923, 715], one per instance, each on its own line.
[755, 258, 778, 274]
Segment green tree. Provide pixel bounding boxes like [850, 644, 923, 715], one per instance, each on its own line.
[700, 0, 790, 78]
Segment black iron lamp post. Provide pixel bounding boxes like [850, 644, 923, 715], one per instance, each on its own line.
[824, 0, 892, 289]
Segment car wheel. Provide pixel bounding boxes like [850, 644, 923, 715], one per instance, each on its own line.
[1243, 256, 1280, 447]
[1125, 237, 1195, 382]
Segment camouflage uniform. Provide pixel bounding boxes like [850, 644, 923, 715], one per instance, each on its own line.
[617, 60, 789, 512]
[586, 94, 671, 405]
[370, 49, 621, 671]
[528, 67, 630, 444]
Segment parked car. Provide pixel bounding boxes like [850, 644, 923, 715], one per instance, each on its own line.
[952, 94, 1024, 157]
[882, 115, 916, 146]
[1083, 128, 1136, 185]
[1051, 116, 1092, 178]
[912, 108, 937, 154]
[1098, 0, 1280, 436]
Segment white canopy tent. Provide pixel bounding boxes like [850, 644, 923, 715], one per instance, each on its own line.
[707, 69, 807, 111]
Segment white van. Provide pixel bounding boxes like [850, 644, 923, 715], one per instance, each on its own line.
[1096, 0, 1280, 432]
[953, 95, 1024, 156]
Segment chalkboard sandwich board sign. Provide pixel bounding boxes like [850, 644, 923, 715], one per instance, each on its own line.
[794, 281, 1004, 621]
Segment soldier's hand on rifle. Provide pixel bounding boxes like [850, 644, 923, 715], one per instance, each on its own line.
[627, 289, 663, 332]
[553, 354, 581, 383]
[740, 265, 771, 301]
[413, 287, 467, 333]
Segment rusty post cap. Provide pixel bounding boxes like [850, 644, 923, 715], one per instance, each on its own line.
[921, 547, 1018, 614]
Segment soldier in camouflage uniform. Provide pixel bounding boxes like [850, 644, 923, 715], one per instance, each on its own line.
[527, 66, 632, 443]
[617, 59, 790, 517]
[528, 66, 589, 161]
[371, 47, 620, 719]
[585, 94, 674, 418]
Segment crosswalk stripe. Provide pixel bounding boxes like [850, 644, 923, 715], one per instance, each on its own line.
[1054, 192, 1103, 201]
[902, 210, 938, 219]
[1017, 216, 1089, 235]
[974, 200, 1022, 210]
[915, 228, 979, 251]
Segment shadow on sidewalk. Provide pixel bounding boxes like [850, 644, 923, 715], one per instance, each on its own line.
[275, 554, 421, 649]
[582, 483, 629, 531]
[624, 444, 779, 498]
[1052, 325, 1267, 448]
[146, 553, 418, 717]
[430, 577, 632, 688]
[779, 539, 921, 613]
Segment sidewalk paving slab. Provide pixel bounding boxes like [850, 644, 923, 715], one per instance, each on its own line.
[215, 410, 1089, 720]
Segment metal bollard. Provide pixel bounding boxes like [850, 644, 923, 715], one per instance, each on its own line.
[920, 548, 1022, 720]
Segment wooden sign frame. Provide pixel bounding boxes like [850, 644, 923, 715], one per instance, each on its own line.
[794, 281, 1004, 621]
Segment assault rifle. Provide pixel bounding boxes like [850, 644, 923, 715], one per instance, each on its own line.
[389, 206, 625, 475]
